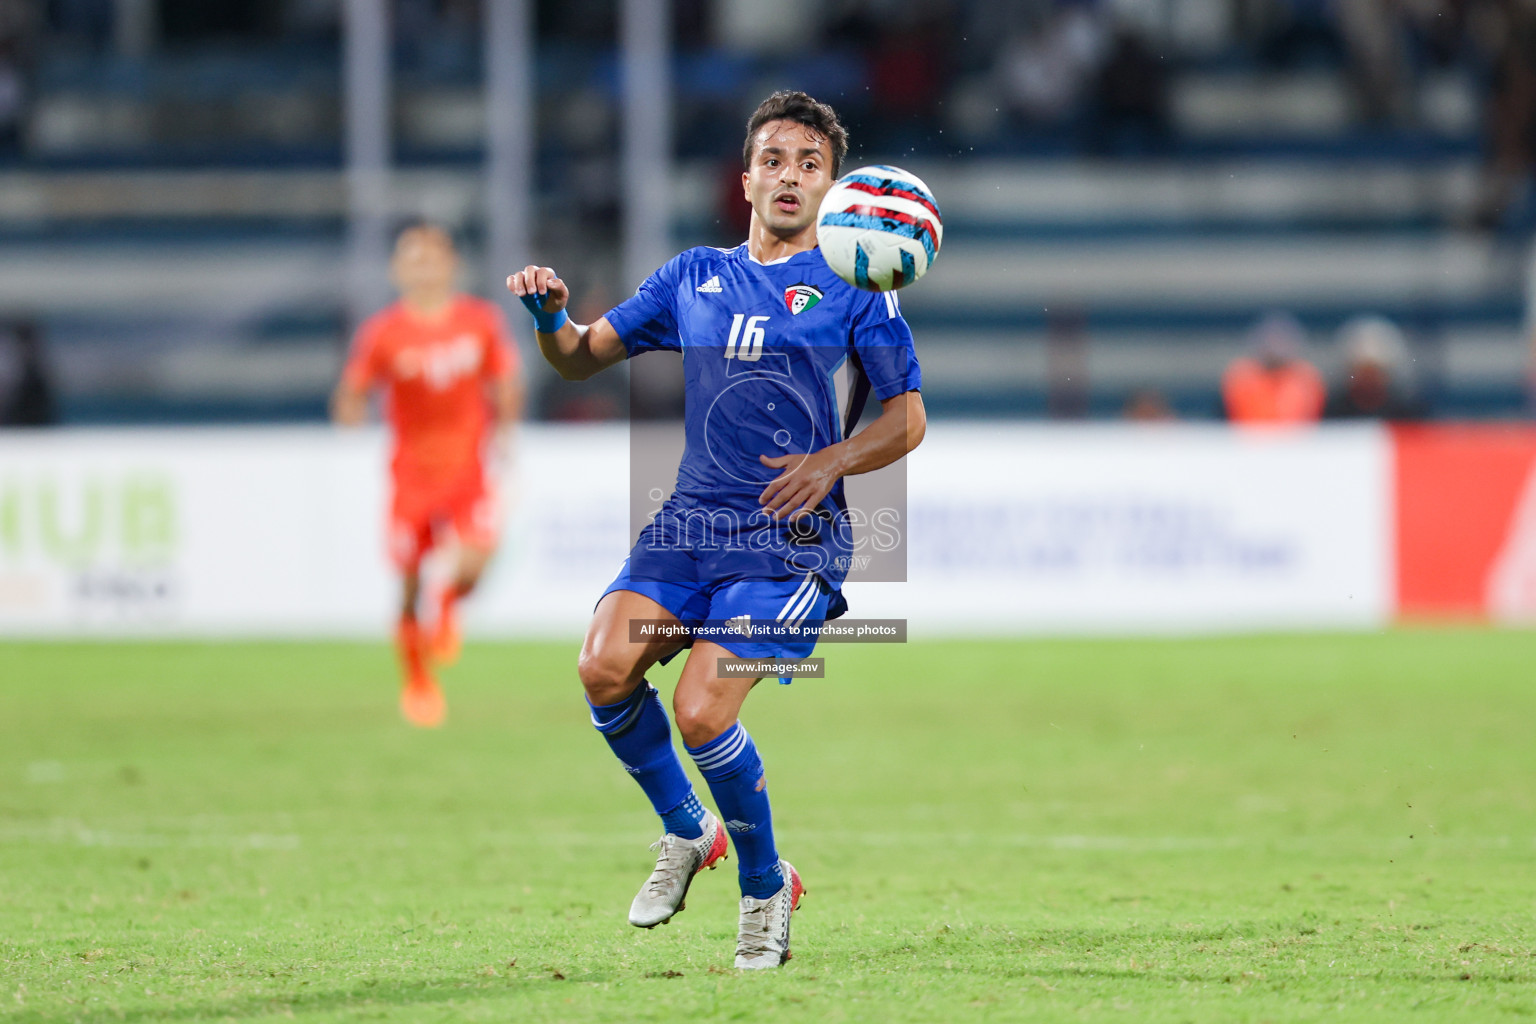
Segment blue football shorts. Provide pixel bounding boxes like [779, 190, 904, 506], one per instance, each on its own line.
[599, 559, 834, 666]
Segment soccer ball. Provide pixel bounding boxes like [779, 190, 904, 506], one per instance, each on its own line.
[816, 165, 943, 292]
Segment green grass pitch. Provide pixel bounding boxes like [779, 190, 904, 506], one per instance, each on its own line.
[2, 632, 1535, 1022]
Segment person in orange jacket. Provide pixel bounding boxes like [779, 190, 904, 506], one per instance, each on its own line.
[1221, 311, 1325, 425]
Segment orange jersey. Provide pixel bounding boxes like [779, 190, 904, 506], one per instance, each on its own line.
[1221, 357, 1325, 425]
[344, 296, 520, 487]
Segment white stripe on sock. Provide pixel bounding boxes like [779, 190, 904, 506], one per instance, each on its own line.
[692, 733, 745, 772]
[592, 690, 647, 733]
[691, 724, 747, 772]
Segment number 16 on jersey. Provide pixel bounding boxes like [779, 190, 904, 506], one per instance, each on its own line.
[725, 314, 768, 362]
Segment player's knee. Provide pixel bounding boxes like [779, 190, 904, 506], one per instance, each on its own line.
[672, 698, 733, 749]
[577, 648, 641, 706]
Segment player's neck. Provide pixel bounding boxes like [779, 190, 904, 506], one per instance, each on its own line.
[400, 291, 456, 319]
[745, 216, 816, 264]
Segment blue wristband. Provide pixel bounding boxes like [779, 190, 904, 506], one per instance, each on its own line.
[520, 292, 569, 334]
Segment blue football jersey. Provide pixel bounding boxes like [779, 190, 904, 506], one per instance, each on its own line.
[603, 243, 921, 586]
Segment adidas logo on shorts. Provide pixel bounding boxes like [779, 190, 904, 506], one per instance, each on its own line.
[696, 275, 723, 293]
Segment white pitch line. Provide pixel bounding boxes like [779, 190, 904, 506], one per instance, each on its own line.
[0, 820, 299, 850]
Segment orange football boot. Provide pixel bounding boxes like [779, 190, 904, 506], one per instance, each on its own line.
[399, 672, 447, 728]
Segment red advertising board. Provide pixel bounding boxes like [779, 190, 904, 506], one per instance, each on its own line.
[1394, 424, 1536, 620]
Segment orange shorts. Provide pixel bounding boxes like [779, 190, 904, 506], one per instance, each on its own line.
[387, 469, 500, 572]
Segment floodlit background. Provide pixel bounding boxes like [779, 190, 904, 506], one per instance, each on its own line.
[1, 0, 1535, 634]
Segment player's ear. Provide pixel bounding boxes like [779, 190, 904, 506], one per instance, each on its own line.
[741, 170, 751, 203]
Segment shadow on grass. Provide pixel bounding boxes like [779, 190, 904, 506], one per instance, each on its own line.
[12, 972, 644, 1024]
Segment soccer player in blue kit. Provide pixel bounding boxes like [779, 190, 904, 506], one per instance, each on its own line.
[507, 91, 927, 969]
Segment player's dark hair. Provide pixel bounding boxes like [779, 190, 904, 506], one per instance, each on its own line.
[392, 218, 457, 251]
[743, 91, 849, 177]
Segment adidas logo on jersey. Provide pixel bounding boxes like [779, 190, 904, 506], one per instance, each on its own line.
[696, 275, 723, 293]
[725, 614, 753, 637]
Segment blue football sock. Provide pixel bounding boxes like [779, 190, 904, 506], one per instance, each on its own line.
[686, 722, 782, 898]
[589, 683, 705, 840]
[661, 791, 707, 837]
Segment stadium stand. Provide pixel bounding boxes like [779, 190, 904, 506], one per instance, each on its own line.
[1, 0, 1531, 422]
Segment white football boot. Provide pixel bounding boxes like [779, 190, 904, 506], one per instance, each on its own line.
[628, 810, 729, 928]
[734, 860, 805, 969]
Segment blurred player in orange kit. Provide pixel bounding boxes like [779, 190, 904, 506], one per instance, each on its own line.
[332, 223, 523, 727]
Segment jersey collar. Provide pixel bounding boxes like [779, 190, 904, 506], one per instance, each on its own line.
[741, 242, 817, 267]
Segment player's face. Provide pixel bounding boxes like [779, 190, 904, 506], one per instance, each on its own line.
[742, 121, 835, 238]
[391, 228, 457, 296]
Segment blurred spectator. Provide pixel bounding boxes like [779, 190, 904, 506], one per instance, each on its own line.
[999, 1, 1108, 127]
[396, 0, 478, 78]
[1089, 26, 1171, 155]
[1047, 304, 1090, 418]
[1221, 312, 1326, 424]
[1478, 0, 1536, 227]
[1123, 387, 1178, 421]
[282, 0, 340, 42]
[0, 43, 22, 154]
[824, 0, 955, 148]
[552, 88, 620, 233]
[1259, 0, 1346, 69]
[1325, 314, 1426, 419]
[159, 0, 276, 40]
[1334, 0, 1411, 123]
[717, 158, 753, 241]
[44, 0, 114, 49]
[0, 0, 31, 154]
[0, 320, 58, 427]
[867, 9, 950, 127]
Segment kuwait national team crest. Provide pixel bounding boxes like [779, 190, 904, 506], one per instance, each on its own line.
[784, 283, 822, 315]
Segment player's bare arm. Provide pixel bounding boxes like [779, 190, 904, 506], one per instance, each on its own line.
[758, 389, 926, 520]
[330, 379, 368, 426]
[505, 265, 627, 381]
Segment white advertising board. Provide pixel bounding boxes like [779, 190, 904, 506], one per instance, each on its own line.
[847, 423, 1392, 633]
[0, 423, 1391, 637]
[0, 426, 629, 636]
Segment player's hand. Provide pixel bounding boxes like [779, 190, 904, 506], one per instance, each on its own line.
[506, 265, 569, 313]
[759, 448, 844, 521]
[330, 382, 368, 426]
